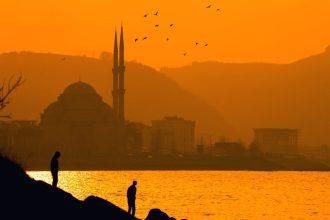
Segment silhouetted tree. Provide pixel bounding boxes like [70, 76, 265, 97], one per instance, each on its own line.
[0, 75, 24, 118]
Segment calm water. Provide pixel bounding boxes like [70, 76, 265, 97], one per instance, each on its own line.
[28, 171, 330, 220]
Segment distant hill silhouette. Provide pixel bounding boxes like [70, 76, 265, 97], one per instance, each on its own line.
[162, 46, 330, 146]
[0, 51, 235, 139]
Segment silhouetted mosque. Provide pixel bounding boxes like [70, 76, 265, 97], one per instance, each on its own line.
[40, 81, 118, 158]
[0, 26, 197, 168]
[0, 27, 129, 166]
[39, 27, 127, 160]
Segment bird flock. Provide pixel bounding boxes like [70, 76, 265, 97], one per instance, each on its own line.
[133, 3, 222, 57]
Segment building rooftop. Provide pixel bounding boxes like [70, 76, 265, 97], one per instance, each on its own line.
[254, 128, 299, 132]
[62, 81, 98, 96]
[155, 116, 195, 123]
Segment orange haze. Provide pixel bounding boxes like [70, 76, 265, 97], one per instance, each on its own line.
[0, 0, 329, 68]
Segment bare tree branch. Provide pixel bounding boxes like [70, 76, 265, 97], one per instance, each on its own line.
[0, 75, 25, 118]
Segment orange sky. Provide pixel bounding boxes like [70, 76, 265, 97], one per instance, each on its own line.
[0, 0, 329, 68]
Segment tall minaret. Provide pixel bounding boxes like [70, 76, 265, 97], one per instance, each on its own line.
[112, 25, 126, 149]
[118, 25, 126, 126]
[112, 30, 119, 120]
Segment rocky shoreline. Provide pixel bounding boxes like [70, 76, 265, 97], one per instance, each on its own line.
[0, 155, 175, 220]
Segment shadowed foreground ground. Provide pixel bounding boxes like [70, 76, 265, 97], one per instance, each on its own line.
[0, 155, 175, 220]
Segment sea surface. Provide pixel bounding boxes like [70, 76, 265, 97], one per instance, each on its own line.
[28, 171, 330, 220]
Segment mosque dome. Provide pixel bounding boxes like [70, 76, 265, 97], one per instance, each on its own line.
[62, 81, 98, 96]
[41, 81, 115, 126]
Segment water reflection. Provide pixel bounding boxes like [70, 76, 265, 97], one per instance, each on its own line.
[28, 171, 330, 219]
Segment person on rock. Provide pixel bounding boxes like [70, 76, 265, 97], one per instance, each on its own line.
[50, 151, 61, 187]
[127, 180, 137, 216]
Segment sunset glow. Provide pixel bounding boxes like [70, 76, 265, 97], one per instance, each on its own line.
[1, 1, 330, 219]
[0, 0, 329, 67]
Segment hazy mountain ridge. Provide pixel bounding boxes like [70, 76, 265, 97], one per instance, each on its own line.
[162, 46, 330, 146]
[0, 51, 235, 139]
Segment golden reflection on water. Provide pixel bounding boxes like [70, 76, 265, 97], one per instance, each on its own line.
[28, 171, 330, 220]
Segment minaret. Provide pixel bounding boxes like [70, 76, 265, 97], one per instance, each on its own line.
[118, 25, 126, 126]
[111, 25, 126, 150]
[112, 30, 119, 120]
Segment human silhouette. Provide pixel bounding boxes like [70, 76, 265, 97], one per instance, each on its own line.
[127, 181, 137, 216]
[50, 151, 61, 187]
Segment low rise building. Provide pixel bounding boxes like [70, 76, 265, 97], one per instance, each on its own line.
[213, 141, 245, 157]
[151, 116, 196, 155]
[126, 122, 152, 154]
[0, 120, 41, 160]
[253, 128, 299, 155]
[300, 145, 330, 164]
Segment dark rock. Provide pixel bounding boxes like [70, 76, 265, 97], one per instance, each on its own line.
[145, 209, 176, 220]
[84, 196, 138, 219]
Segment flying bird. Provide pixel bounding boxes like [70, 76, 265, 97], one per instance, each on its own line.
[195, 42, 199, 46]
[144, 14, 148, 18]
[155, 24, 160, 27]
[206, 4, 212, 8]
[154, 11, 159, 16]
[142, 36, 148, 40]
[170, 24, 174, 27]
[217, 8, 221, 11]
[183, 52, 187, 56]
[134, 38, 139, 42]
[205, 43, 209, 47]
[61, 57, 66, 61]
[166, 37, 170, 41]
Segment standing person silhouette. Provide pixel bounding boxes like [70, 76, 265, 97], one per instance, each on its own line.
[127, 180, 137, 216]
[50, 151, 61, 187]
